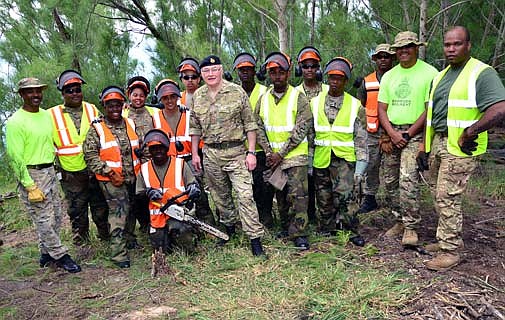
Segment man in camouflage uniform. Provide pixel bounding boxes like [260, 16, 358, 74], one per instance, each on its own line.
[123, 76, 154, 247]
[190, 55, 265, 256]
[419, 26, 505, 270]
[233, 52, 273, 228]
[255, 52, 313, 250]
[50, 70, 109, 245]
[356, 44, 395, 213]
[378, 31, 438, 246]
[84, 86, 140, 268]
[6, 78, 81, 273]
[295, 46, 328, 225]
[311, 57, 368, 246]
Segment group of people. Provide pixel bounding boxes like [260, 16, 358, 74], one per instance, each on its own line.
[5, 25, 504, 273]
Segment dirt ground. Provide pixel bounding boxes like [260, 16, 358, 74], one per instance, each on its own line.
[1, 133, 504, 319]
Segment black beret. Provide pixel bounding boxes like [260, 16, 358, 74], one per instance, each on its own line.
[199, 55, 222, 68]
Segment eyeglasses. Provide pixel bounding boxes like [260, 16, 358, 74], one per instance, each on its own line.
[64, 87, 82, 94]
[201, 66, 222, 74]
[181, 75, 199, 80]
[301, 64, 320, 69]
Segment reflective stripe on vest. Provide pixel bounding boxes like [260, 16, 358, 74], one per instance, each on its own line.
[152, 109, 192, 158]
[426, 57, 489, 157]
[364, 72, 380, 133]
[259, 86, 308, 159]
[50, 102, 98, 171]
[311, 91, 359, 167]
[248, 83, 268, 152]
[141, 158, 188, 228]
[93, 118, 140, 181]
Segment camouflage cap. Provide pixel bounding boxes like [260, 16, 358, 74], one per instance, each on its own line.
[17, 77, 48, 93]
[391, 31, 427, 49]
[372, 44, 395, 58]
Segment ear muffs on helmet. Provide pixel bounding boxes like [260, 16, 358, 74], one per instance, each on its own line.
[56, 69, 86, 91]
[99, 85, 126, 106]
[177, 57, 200, 76]
[257, 51, 291, 80]
[126, 76, 150, 96]
[295, 46, 323, 81]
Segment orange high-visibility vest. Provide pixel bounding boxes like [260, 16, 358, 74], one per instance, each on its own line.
[140, 158, 188, 228]
[92, 118, 140, 181]
[50, 102, 99, 171]
[152, 110, 192, 157]
[181, 91, 204, 149]
[364, 72, 380, 133]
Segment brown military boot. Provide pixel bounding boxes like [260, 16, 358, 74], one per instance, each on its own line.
[425, 242, 441, 253]
[401, 229, 418, 246]
[425, 252, 460, 271]
[385, 222, 404, 238]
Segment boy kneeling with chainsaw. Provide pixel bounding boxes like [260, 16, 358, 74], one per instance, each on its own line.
[135, 129, 202, 254]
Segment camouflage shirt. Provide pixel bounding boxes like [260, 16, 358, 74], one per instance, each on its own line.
[297, 82, 326, 101]
[190, 80, 257, 143]
[125, 106, 154, 143]
[83, 117, 137, 183]
[322, 94, 368, 162]
[255, 86, 315, 169]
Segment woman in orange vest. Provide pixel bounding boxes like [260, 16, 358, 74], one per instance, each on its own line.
[135, 129, 201, 253]
[83, 86, 140, 269]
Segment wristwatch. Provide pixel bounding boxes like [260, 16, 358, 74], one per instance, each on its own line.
[246, 151, 257, 156]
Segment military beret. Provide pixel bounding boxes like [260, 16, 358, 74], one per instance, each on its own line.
[199, 55, 222, 69]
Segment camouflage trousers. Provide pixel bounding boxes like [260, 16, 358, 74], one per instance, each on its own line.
[364, 131, 382, 196]
[428, 134, 477, 252]
[184, 155, 217, 226]
[60, 169, 109, 243]
[19, 167, 68, 260]
[266, 165, 308, 237]
[383, 132, 422, 228]
[314, 155, 356, 233]
[99, 181, 131, 263]
[251, 151, 274, 228]
[202, 145, 264, 239]
[149, 220, 197, 254]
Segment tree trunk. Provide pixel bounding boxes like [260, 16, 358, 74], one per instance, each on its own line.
[217, 0, 225, 55]
[52, 8, 81, 72]
[310, 0, 316, 45]
[273, 0, 288, 52]
[418, 0, 428, 60]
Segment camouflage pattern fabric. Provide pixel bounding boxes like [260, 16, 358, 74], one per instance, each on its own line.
[98, 181, 130, 263]
[19, 167, 68, 260]
[314, 154, 356, 233]
[149, 220, 197, 254]
[184, 156, 216, 226]
[59, 169, 109, 243]
[266, 165, 308, 237]
[363, 130, 382, 196]
[202, 145, 264, 239]
[252, 151, 274, 228]
[428, 134, 477, 251]
[383, 133, 422, 228]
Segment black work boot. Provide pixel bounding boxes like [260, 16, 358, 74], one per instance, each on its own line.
[39, 253, 55, 267]
[349, 235, 365, 247]
[250, 238, 266, 257]
[56, 254, 82, 273]
[358, 195, 378, 213]
[294, 236, 310, 250]
[216, 225, 236, 247]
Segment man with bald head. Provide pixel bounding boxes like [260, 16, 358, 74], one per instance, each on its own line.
[419, 26, 505, 270]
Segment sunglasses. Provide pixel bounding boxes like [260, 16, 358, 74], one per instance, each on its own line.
[181, 75, 199, 80]
[64, 87, 82, 94]
[301, 64, 320, 69]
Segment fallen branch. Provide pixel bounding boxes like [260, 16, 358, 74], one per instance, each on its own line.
[479, 297, 505, 320]
[475, 215, 505, 225]
[471, 275, 505, 294]
[457, 293, 480, 318]
[32, 286, 55, 294]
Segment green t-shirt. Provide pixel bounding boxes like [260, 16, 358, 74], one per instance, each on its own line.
[431, 65, 505, 132]
[378, 60, 438, 125]
[6, 108, 55, 187]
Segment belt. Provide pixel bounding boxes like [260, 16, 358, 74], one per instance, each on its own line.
[391, 124, 411, 130]
[27, 163, 53, 170]
[435, 131, 448, 137]
[206, 141, 243, 149]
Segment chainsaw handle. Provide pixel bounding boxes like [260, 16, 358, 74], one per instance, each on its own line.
[159, 190, 190, 212]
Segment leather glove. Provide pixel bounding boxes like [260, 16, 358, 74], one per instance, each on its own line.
[186, 183, 201, 200]
[109, 171, 125, 187]
[458, 128, 478, 155]
[354, 160, 368, 185]
[146, 188, 163, 201]
[379, 134, 393, 154]
[26, 184, 45, 203]
[416, 151, 429, 172]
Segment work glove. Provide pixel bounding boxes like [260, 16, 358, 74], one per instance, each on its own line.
[354, 160, 368, 186]
[379, 134, 393, 154]
[458, 128, 478, 155]
[186, 183, 201, 201]
[416, 151, 429, 172]
[146, 188, 163, 201]
[26, 184, 45, 203]
[109, 171, 125, 187]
